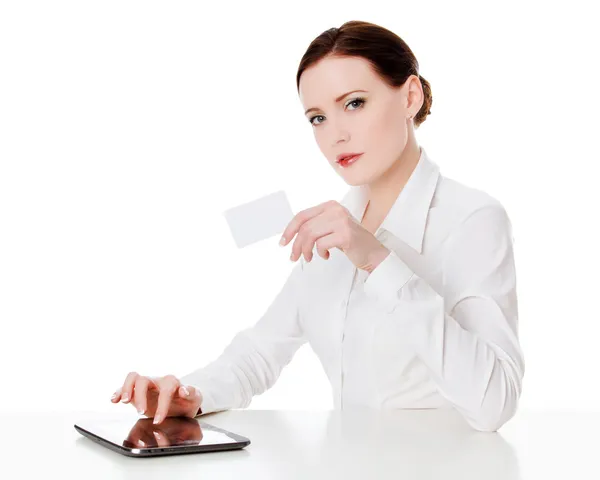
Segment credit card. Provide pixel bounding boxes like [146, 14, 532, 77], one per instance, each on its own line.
[223, 190, 295, 248]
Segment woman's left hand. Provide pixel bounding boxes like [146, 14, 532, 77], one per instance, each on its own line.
[279, 200, 391, 273]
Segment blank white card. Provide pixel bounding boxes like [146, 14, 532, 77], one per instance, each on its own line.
[223, 190, 295, 248]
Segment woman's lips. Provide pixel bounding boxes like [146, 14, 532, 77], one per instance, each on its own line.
[338, 153, 363, 167]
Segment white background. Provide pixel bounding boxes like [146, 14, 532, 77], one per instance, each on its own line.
[1, 0, 598, 414]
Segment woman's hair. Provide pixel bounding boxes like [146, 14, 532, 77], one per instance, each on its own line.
[296, 20, 432, 128]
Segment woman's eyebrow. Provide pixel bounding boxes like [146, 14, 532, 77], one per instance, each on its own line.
[304, 89, 368, 115]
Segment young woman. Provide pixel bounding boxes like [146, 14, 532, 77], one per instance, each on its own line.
[111, 20, 524, 433]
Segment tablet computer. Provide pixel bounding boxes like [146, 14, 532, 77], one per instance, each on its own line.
[74, 414, 251, 457]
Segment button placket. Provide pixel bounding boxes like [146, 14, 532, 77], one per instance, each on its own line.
[340, 266, 359, 410]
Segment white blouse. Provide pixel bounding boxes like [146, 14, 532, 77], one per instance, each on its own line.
[180, 146, 525, 432]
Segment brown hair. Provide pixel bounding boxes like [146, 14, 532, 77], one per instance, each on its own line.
[296, 20, 432, 128]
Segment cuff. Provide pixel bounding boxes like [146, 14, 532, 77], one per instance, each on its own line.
[363, 249, 414, 310]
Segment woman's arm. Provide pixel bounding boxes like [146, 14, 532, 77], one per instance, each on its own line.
[179, 259, 307, 416]
[363, 203, 524, 432]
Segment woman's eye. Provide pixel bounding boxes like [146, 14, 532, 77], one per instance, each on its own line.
[346, 98, 365, 110]
[309, 97, 366, 126]
[309, 115, 325, 126]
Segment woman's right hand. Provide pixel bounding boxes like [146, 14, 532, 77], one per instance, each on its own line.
[110, 372, 203, 425]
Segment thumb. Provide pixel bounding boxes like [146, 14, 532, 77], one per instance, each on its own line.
[178, 384, 202, 403]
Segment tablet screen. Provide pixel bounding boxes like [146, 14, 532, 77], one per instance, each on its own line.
[77, 415, 239, 450]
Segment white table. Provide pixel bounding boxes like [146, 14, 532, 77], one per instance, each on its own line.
[3, 408, 599, 479]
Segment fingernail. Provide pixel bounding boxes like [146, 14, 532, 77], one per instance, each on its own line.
[153, 415, 161, 424]
[138, 408, 145, 415]
[181, 386, 189, 396]
[290, 253, 294, 261]
[122, 393, 129, 402]
[279, 236, 286, 246]
[111, 392, 117, 400]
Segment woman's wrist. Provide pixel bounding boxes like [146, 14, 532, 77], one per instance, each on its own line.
[362, 245, 391, 273]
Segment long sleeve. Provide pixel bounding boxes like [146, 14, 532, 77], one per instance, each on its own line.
[179, 259, 307, 416]
[362, 204, 524, 432]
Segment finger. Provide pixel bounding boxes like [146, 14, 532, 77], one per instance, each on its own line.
[290, 210, 333, 262]
[315, 232, 344, 258]
[121, 371, 139, 403]
[316, 236, 333, 260]
[153, 376, 179, 424]
[110, 387, 122, 403]
[294, 217, 335, 263]
[315, 231, 337, 259]
[181, 384, 203, 410]
[133, 376, 154, 415]
[178, 384, 191, 400]
[280, 201, 332, 247]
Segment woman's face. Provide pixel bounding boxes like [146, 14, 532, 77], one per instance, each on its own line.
[299, 55, 419, 186]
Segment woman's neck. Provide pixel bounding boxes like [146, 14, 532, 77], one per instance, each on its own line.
[361, 141, 421, 233]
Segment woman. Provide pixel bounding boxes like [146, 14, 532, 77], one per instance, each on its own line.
[110, 20, 524, 433]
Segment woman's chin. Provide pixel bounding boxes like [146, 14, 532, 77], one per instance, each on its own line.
[338, 168, 372, 186]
